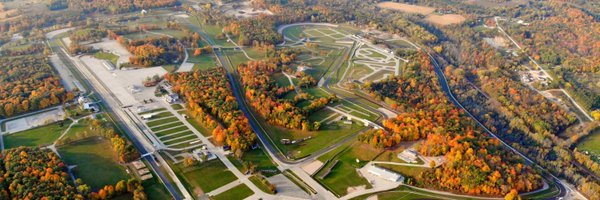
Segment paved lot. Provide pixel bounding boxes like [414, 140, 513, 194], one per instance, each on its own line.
[79, 55, 167, 106]
[3, 107, 65, 134]
[267, 174, 311, 199]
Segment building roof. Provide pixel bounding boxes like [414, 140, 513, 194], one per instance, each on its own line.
[367, 165, 404, 182]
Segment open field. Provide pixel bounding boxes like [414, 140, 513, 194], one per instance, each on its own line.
[229, 148, 279, 176]
[58, 137, 130, 189]
[211, 184, 254, 200]
[176, 159, 237, 194]
[376, 2, 435, 15]
[263, 117, 364, 159]
[186, 50, 217, 70]
[94, 52, 119, 66]
[3, 120, 70, 149]
[315, 141, 380, 197]
[425, 14, 467, 26]
[577, 128, 600, 155]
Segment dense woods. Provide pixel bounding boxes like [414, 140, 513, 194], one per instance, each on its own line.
[0, 147, 81, 199]
[66, 0, 177, 14]
[360, 52, 542, 196]
[166, 68, 256, 157]
[106, 27, 202, 67]
[0, 55, 73, 118]
[0, 147, 147, 199]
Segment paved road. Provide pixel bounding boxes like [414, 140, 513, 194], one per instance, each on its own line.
[47, 33, 186, 200]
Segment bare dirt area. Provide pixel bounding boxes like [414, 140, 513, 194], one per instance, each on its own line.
[302, 160, 324, 175]
[221, 1, 273, 19]
[464, 0, 527, 8]
[87, 39, 133, 66]
[4, 107, 65, 134]
[79, 56, 166, 106]
[425, 14, 466, 26]
[376, 2, 435, 15]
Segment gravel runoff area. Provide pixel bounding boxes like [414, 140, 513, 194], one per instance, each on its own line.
[3, 107, 66, 134]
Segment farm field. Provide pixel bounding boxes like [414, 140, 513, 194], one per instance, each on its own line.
[3, 120, 70, 149]
[376, 2, 435, 15]
[58, 137, 130, 189]
[425, 14, 467, 26]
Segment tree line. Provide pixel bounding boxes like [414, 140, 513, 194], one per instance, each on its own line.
[0, 55, 74, 118]
[166, 68, 256, 157]
[359, 52, 543, 197]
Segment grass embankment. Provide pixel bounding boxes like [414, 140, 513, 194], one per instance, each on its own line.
[211, 184, 254, 200]
[3, 120, 71, 148]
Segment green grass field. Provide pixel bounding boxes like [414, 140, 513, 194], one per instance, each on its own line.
[211, 184, 254, 200]
[155, 126, 189, 137]
[272, 73, 291, 87]
[228, 148, 279, 177]
[147, 117, 180, 127]
[178, 159, 237, 193]
[186, 50, 217, 70]
[249, 175, 275, 194]
[262, 118, 364, 159]
[143, 175, 173, 200]
[94, 52, 119, 66]
[3, 120, 71, 149]
[150, 122, 185, 132]
[58, 137, 129, 189]
[160, 131, 194, 141]
[577, 128, 600, 155]
[374, 164, 429, 179]
[170, 104, 184, 110]
[315, 142, 380, 197]
[139, 108, 167, 115]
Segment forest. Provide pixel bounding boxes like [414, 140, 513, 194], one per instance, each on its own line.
[107, 27, 202, 67]
[65, 0, 177, 14]
[0, 55, 73, 118]
[166, 68, 256, 157]
[360, 52, 543, 196]
[0, 147, 146, 199]
[237, 50, 332, 131]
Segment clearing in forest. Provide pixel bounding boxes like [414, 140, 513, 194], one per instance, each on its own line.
[425, 14, 467, 26]
[376, 2, 435, 15]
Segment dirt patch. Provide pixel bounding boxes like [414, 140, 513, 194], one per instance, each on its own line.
[464, 0, 527, 8]
[301, 160, 324, 175]
[425, 14, 466, 26]
[347, 185, 366, 194]
[376, 2, 435, 15]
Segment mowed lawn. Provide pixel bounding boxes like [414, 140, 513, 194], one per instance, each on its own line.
[577, 128, 600, 155]
[3, 120, 71, 149]
[211, 184, 254, 200]
[316, 141, 381, 197]
[58, 137, 129, 189]
[174, 159, 237, 194]
[262, 116, 365, 159]
[229, 148, 279, 177]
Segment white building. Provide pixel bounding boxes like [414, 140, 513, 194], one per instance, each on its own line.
[367, 165, 404, 183]
[397, 149, 419, 163]
[192, 149, 217, 162]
